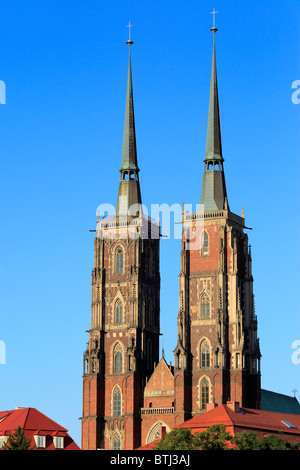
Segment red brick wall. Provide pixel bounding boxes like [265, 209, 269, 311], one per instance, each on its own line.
[177, 215, 260, 414]
[82, 224, 161, 450]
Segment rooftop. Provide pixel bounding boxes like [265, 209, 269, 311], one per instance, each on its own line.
[0, 407, 80, 450]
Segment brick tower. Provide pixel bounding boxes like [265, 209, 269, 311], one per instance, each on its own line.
[173, 25, 261, 422]
[81, 35, 160, 450]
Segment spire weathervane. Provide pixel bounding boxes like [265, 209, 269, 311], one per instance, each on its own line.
[210, 8, 218, 32]
[126, 21, 134, 45]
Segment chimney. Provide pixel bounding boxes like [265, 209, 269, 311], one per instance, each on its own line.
[206, 402, 218, 411]
[226, 401, 240, 412]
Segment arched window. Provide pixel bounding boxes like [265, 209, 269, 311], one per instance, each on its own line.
[112, 432, 121, 449]
[200, 377, 210, 410]
[115, 299, 123, 324]
[115, 246, 124, 274]
[147, 421, 169, 444]
[112, 386, 122, 416]
[201, 293, 210, 318]
[115, 352, 122, 373]
[201, 231, 209, 256]
[201, 340, 210, 368]
[113, 343, 123, 373]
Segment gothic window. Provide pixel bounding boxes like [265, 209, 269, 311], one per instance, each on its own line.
[115, 352, 122, 372]
[201, 293, 210, 318]
[147, 422, 169, 444]
[200, 231, 209, 256]
[114, 298, 123, 324]
[115, 246, 124, 274]
[200, 377, 210, 410]
[113, 343, 123, 373]
[201, 340, 210, 368]
[112, 432, 121, 449]
[112, 386, 122, 416]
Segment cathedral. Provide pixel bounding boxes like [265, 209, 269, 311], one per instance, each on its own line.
[80, 25, 261, 450]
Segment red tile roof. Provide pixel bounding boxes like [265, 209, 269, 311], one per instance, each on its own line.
[178, 404, 300, 438]
[137, 403, 300, 449]
[0, 408, 80, 450]
[137, 440, 158, 450]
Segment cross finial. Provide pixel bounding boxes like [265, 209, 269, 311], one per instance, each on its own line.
[126, 21, 134, 45]
[292, 388, 297, 398]
[210, 8, 218, 32]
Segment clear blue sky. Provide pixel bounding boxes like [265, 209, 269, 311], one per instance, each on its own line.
[0, 0, 299, 447]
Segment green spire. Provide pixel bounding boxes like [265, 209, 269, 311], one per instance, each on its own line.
[205, 26, 222, 162]
[116, 33, 142, 217]
[200, 26, 228, 212]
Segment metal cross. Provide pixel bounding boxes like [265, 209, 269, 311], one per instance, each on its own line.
[210, 8, 218, 27]
[126, 22, 133, 41]
[292, 388, 297, 398]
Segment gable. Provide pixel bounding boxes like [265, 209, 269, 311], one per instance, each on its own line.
[144, 358, 174, 398]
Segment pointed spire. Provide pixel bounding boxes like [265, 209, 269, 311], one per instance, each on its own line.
[116, 26, 142, 218]
[205, 26, 222, 162]
[120, 29, 139, 172]
[200, 23, 228, 212]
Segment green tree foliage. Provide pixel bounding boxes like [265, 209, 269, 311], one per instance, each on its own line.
[152, 425, 300, 451]
[2, 425, 33, 450]
[153, 425, 231, 450]
[153, 428, 196, 450]
[258, 434, 300, 451]
[232, 431, 300, 450]
[232, 430, 262, 450]
[193, 424, 232, 450]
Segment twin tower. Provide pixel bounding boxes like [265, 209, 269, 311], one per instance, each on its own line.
[81, 27, 261, 450]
